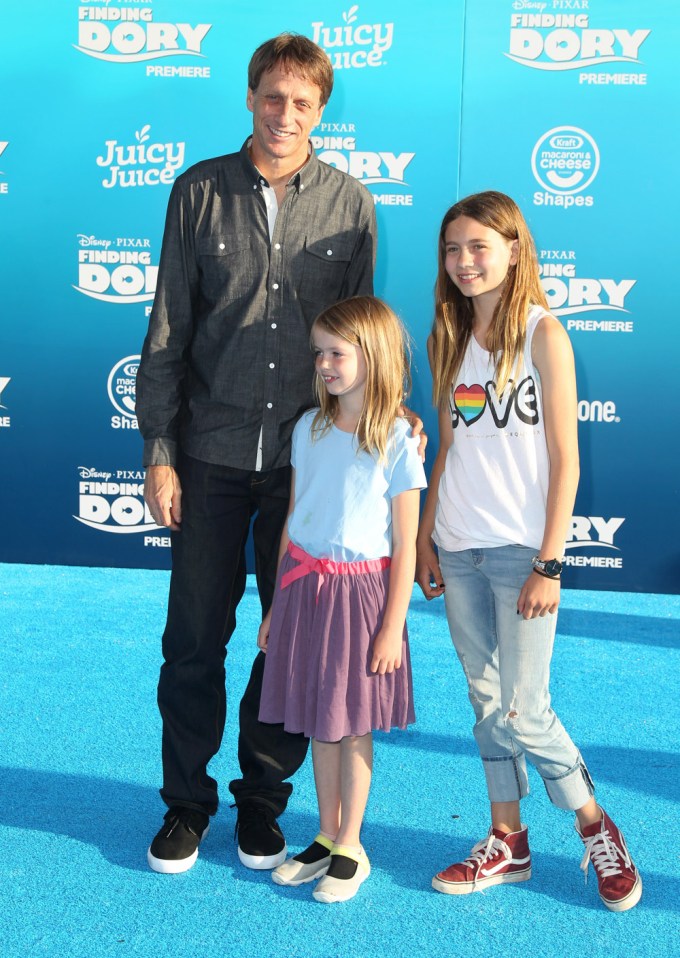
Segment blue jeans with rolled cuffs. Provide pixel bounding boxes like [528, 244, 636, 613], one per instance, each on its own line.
[438, 544, 594, 811]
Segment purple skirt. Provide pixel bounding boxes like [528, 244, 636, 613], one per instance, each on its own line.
[259, 543, 415, 743]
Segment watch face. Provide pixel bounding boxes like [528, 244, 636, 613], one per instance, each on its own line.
[544, 559, 562, 577]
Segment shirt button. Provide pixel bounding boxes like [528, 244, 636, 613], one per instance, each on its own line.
[272, 283, 279, 290]
[267, 403, 273, 409]
[300, 183, 305, 191]
[253, 184, 257, 190]
[271, 323, 277, 329]
[269, 363, 275, 369]
[326, 249, 333, 256]
[274, 243, 281, 250]
[219, 243, 225, 250]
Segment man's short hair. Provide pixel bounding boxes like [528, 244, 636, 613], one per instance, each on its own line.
[248, 33, 334, 106]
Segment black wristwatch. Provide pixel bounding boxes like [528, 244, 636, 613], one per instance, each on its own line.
[531, 556, 563, 578]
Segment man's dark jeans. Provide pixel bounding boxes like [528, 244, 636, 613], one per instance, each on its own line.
[157, 452, 309, 817]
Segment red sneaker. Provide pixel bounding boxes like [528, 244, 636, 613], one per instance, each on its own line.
[432, 825, 531, 895]
[577, 810, 642, 912]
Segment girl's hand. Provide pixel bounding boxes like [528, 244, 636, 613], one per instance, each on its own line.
[257, 609, 272, 651]
[370, 626, 403, 674]
[415, 539, 445, 600]
[517, 572, 560, 619]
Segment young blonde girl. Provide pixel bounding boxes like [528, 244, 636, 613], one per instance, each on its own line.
[258, 295, 426, 903]
[416, 191, 641, 912]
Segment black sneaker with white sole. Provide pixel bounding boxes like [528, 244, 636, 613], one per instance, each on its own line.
[147, 806, 210, 874]
[235, 803, 287, 869]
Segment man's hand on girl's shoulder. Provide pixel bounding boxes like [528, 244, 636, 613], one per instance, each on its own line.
[401, 404, 427, 461]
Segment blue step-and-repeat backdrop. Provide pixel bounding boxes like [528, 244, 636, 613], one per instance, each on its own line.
[1, 0, 678, 593]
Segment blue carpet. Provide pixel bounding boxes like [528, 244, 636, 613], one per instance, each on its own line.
[1, 564, 678, 958]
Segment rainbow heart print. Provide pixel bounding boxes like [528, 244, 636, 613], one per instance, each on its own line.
[453, 383, 486, 425]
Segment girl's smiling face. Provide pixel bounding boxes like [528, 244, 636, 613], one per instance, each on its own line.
[444, 215, 518, 306]
[312, 327, 367, 403]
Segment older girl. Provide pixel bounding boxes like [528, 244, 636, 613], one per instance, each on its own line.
[416, 192, 640, 912]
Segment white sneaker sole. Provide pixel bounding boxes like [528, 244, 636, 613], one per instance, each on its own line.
[312, 863, 370, 903]
[238, 844, 287, 870]
[147, 824, 210, 874]
[601, 873, 642, 912]
[432, 866, 531, 895]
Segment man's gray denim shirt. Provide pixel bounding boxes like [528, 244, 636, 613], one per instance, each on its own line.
[136, 139, 377, 473]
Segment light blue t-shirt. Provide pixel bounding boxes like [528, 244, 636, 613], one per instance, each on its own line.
[287, 410, 427, 562]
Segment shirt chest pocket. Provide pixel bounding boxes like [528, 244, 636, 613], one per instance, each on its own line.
[197, 234, 257, 303]
[300, 235, 354, 308]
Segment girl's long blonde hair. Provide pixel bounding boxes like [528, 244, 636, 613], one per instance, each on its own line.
[431, 191, 549, 408]
[311, 296, 411, 462]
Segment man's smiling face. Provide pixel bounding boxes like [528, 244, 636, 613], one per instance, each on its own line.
[247, 63, 324, 176]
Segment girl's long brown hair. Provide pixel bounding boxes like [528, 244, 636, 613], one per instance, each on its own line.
[431, 191, 549, 408]
[311, 296, 411, 462]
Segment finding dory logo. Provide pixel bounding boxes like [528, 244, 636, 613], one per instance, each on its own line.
[75, 2, 212, 63]
[506, 11, 650, 71]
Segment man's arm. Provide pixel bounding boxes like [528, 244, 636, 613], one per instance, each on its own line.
[136, 178, 198, 469]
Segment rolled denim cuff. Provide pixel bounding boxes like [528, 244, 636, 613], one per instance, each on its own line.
[482, 752, 530, 803]
[542, 753, 595, 811]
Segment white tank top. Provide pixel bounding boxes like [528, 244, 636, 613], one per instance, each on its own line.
[433, 305, 550, 552]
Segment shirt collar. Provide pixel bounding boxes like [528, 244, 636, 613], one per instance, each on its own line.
[239, 138, 319, 194]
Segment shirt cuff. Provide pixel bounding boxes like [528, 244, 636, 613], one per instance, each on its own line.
[143, 437, 177, 468]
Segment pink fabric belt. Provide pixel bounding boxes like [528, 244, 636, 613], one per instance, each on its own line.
[281, 541, 391, 600]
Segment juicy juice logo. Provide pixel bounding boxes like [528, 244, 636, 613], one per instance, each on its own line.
[450, 378, 539, 429]
[506, 12, 650, 70]
[96, 125, 185, 188]
[312, 5, 394, 69]
[75, 3, 211, 63]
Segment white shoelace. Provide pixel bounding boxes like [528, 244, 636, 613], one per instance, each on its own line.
[464, 833, 511, 889]
[579, 826, 631, 884]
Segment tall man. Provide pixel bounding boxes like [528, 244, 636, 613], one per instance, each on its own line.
[136, 34, 377, 874]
